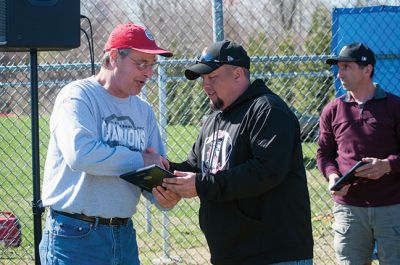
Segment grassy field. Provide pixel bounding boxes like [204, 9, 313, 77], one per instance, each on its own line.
[0, 116, 342, 264]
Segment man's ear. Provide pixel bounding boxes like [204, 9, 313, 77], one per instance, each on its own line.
[365, 64, 373, 76]
[233, 67, 242, 80]
[109, 49, 119, 65]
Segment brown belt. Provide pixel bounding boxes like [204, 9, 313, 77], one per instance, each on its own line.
[53, 210, 129, 226]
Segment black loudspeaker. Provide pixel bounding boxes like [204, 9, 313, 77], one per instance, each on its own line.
[0, 0, 80, 51]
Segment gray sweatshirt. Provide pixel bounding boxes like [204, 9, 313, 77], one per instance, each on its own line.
[42, 76, 165, 218]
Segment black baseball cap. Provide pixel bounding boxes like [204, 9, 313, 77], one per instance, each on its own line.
[185, 40, 251, 80]
[326, 43, 375, 65]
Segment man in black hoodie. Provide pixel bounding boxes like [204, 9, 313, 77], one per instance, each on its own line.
[163, 40, 314, 265]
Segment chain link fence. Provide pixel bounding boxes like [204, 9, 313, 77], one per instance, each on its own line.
[1, 0, 399, 264]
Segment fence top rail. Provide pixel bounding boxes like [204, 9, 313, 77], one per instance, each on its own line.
[1, 53, 399, 72]
[0, 71, 333, 88]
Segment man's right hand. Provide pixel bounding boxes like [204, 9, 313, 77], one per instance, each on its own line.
[328, 173, 351, 196]
[142, 147, 169, 169]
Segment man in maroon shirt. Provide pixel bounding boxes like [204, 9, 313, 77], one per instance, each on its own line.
[317, 43, 400, 265]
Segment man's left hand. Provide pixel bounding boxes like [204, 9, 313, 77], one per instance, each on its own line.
[355, 157, 391, 180]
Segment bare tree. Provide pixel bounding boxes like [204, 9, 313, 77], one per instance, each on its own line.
[274, 0, 298, 31]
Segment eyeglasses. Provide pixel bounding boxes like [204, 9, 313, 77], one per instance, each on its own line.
[126, 55, 157, 71]
[196, 52, 241, 64]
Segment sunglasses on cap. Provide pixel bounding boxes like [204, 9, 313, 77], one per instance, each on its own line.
[196, 53, 241, 64]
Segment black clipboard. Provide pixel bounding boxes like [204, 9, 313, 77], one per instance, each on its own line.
[330, 161, 367, 191]
[120, 164, 174, 192]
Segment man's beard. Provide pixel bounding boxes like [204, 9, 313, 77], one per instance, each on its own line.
[210, 97, 224, 110]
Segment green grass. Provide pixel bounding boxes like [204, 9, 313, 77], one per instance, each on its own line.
[0, 116, 49, 263]
[0, 116, 337, 264]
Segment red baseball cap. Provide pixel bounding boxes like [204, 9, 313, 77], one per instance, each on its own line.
[104, 23, 173, 57]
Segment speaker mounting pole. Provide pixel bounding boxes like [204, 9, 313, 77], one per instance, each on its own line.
[30, 48, 44, 265]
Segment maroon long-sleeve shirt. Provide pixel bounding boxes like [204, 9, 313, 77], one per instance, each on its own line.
[317, 85, 400, 207]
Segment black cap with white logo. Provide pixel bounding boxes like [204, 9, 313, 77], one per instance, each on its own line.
[185, 40, 251, 80]
[326, 43, 375, 66]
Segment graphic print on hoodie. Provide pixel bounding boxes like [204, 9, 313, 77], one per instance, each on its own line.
[201, 130, 232, 176]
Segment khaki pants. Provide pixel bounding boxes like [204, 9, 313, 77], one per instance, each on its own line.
[332, 203, 400, 265]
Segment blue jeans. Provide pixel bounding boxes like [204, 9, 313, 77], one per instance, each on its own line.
[270, 259, 313, 265]
[39, 210, 140, 265]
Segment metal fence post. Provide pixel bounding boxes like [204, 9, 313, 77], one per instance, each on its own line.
[212, 0, 224, 42]
[140, 86, 153, 234]
[157, 64, 170, 259]
[153, 63, 180, 264]
[30, 49, 44, 265]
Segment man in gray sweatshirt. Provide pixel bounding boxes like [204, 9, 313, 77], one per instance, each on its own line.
[39, 23, 180, 265]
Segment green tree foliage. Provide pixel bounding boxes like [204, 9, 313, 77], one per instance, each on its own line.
[160, 3, 336, 126]
[246, 3, 335, 116]
[305, 4, 331, 55]
[303, 3, 335, 113]
[163, 40, 210, 126]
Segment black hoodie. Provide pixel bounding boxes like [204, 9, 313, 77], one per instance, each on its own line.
[171, 79, 313, 265]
